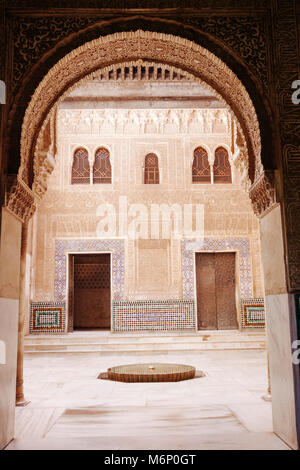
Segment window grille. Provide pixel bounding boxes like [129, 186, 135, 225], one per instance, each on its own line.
[192, 147, 211, 183]
[213, 147, 232, 183]
[71, 148, 90, 184]
[144, 153, 159, 184]
[93, 147, 112, 184]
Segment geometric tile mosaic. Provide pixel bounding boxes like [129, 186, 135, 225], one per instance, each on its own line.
[113, 300, 196, 332]
[54, 239, 125, 302]
[181, 238, 254, 300]
[240, 298, 265, 328]
[38, 237, 259, 334]
[30, 302, 66, 334]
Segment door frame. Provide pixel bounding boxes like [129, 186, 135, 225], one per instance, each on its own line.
[66, 251, 113, 332]
[193, 250, 241, 331]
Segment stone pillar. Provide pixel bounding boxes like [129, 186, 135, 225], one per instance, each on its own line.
[260, 204, 299, 449]
[270, 0, 300, 447]
[0, 207, 22, 449]
[16, 222, 30, 406]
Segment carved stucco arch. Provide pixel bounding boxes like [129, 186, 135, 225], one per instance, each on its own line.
[7, 30, 277, 221]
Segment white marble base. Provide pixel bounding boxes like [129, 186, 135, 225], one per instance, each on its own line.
[0, 298, 18, 449]
[265, 293, 298, 449]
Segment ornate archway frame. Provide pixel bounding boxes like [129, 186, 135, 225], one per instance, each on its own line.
[6, 30, 277, 222]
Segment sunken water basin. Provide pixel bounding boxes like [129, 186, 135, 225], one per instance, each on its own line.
[101, 363, 198, 382]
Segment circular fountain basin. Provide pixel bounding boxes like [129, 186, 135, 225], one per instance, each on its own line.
[107, 363, 196, 382]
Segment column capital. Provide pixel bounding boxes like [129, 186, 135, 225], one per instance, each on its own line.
[5, 175, 36, 223]
[249, 170, 278, 218]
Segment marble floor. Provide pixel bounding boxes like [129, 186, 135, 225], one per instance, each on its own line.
[7, 349, 290, 450]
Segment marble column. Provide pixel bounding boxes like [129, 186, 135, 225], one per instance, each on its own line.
[260, 204, 299, 449]
[16, 222, 30, 406]
[0, 208, 22, 449]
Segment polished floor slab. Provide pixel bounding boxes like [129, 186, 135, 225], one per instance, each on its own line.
[8, 433, 289, 451]
[6, 349, 290, 450]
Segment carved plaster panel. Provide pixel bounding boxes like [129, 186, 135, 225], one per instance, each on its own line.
[19, 32, 261, 195]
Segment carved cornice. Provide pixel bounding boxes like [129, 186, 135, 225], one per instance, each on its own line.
[57, 108, 231, 135]
[249, 170, 277, 218]
[5, 176, 36, 223]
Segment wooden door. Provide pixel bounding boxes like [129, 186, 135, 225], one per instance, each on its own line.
[215, 253, 238, 329]
[196, 253, 217, 329]
[68, 254, 74, 332]
[71, 254, 111, 329]
[196, 252, 238, 330]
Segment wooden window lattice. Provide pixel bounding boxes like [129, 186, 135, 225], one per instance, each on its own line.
[192, 147, 211, 183]
[93, 147, 112, 184]
[71, 148, 90, 184]
[144, 153, 159, 184]
[74, 264, 110, 289]
[213, 147, 232, 184]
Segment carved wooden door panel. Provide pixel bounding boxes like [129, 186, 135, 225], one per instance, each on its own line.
[215, 252, 238, 330]
[73, 254, 111, 329]
[196, 252, 237, 330]
[68, 254, 75, 332]
[196, 253, 217, 329]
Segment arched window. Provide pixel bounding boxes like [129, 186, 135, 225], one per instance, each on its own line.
[93, 147, 112, 184]
[192, 147, 211, 183]
[213, 147, 232, 183]
[71, 148, 90, 184]
[144, 153, 159, 184]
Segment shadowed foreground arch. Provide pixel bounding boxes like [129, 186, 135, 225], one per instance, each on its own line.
[2, 26, 300, 452]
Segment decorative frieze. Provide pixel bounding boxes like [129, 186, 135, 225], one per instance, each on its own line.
[57, 108, 231, 136]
